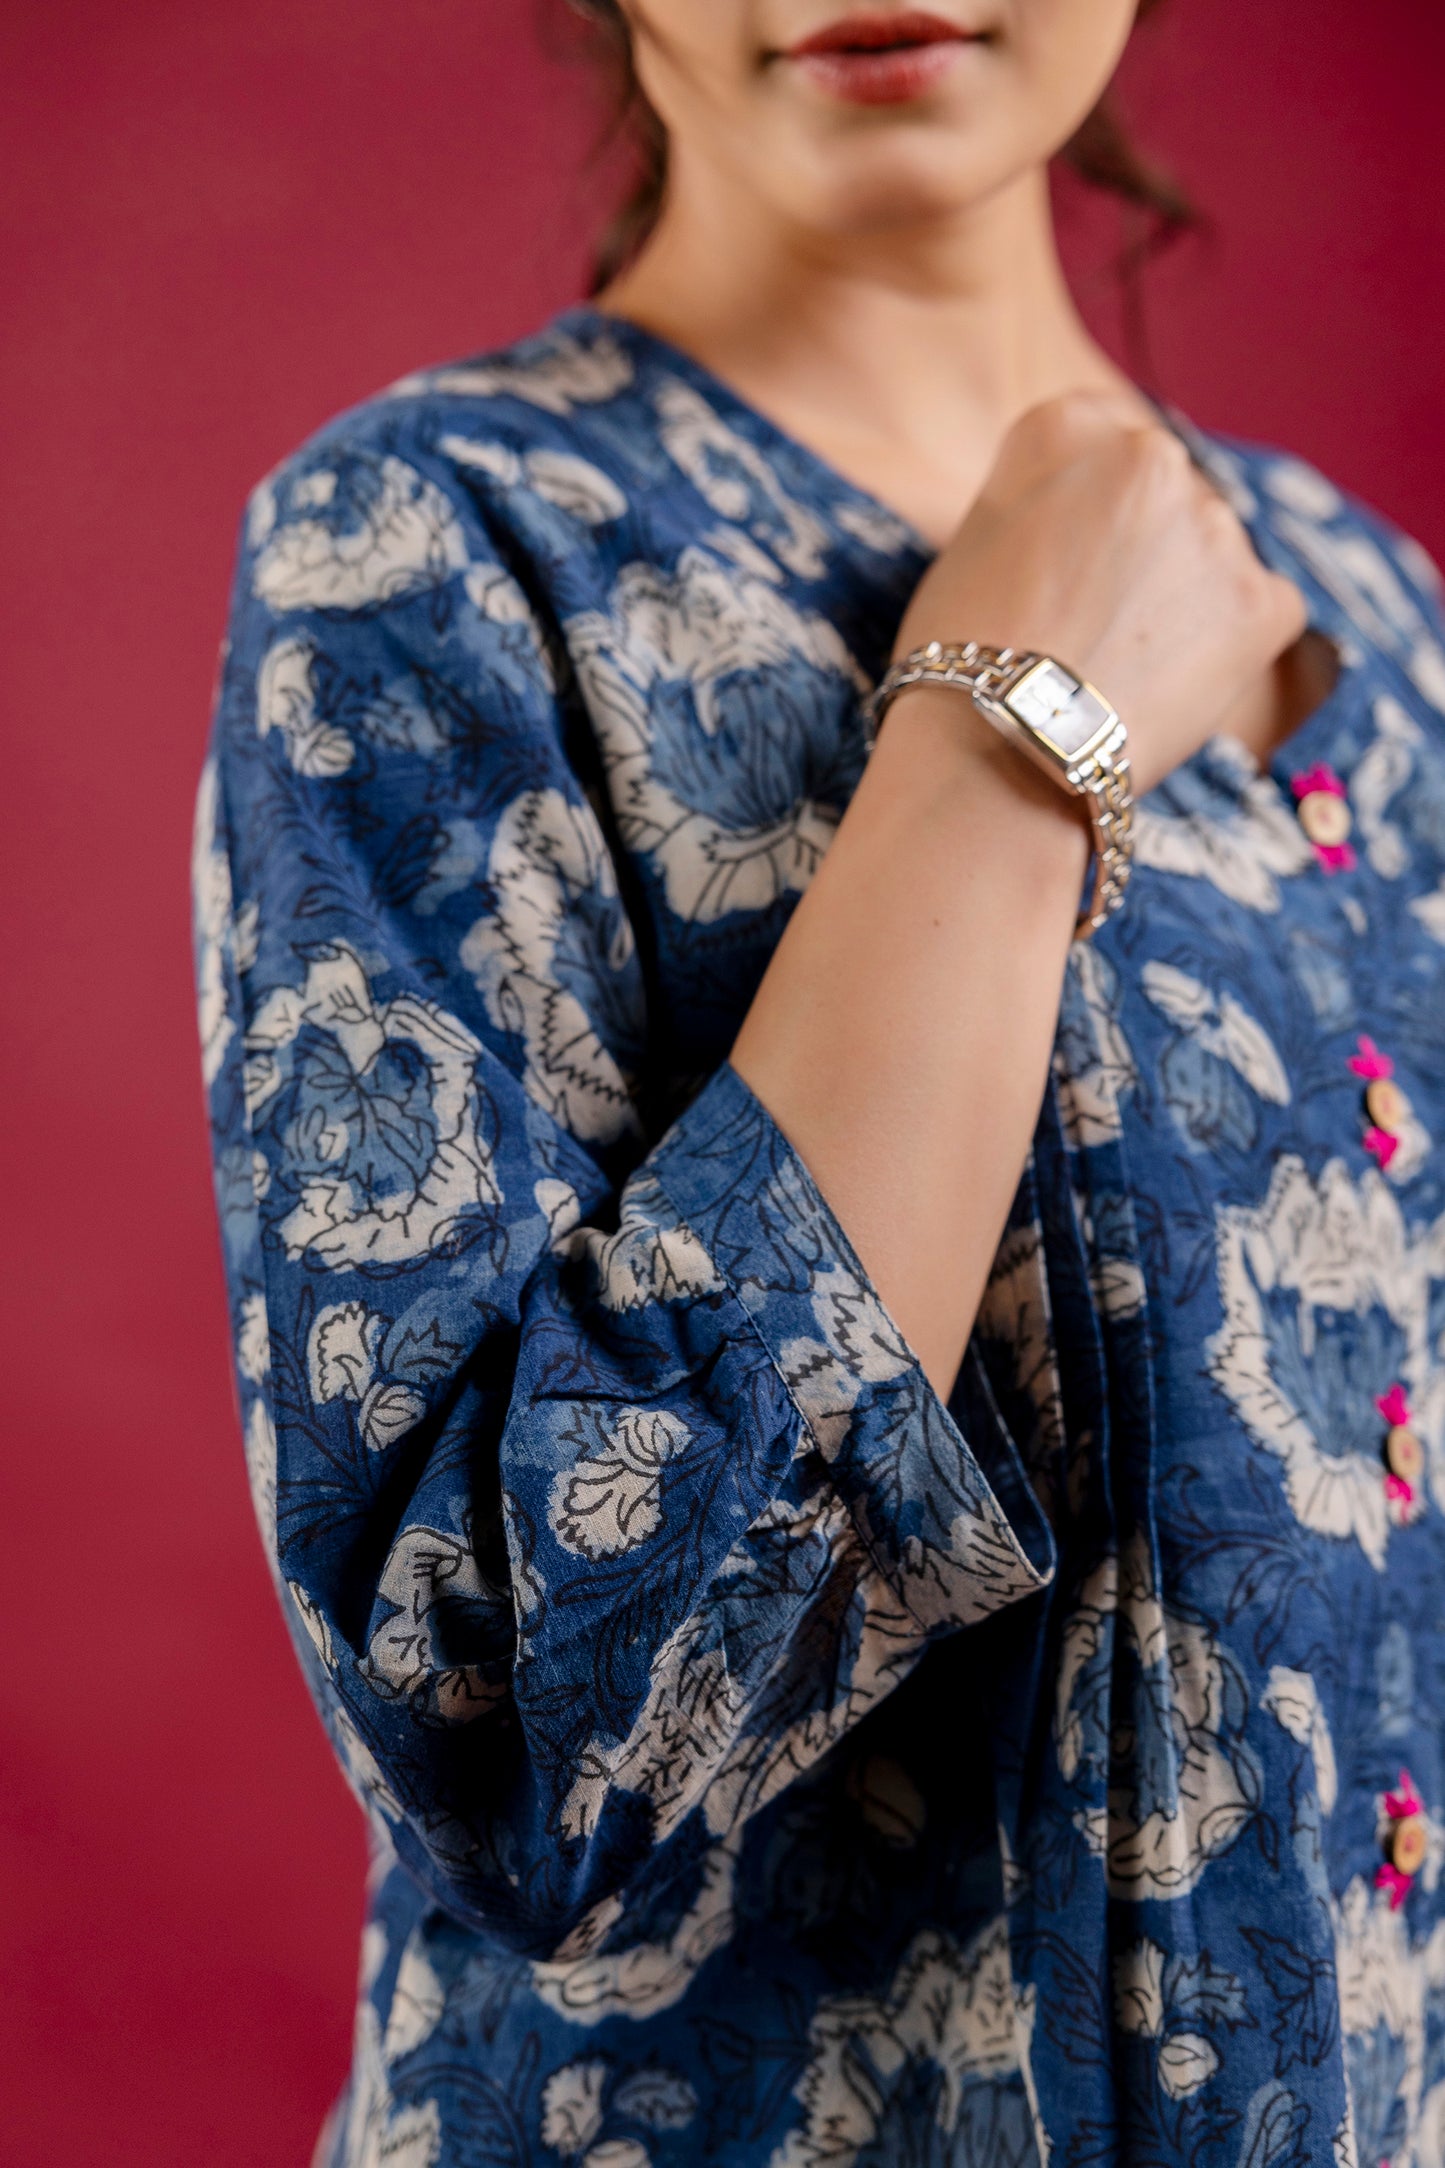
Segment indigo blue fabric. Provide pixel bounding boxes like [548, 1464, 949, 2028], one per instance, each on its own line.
[194, 301, 1445, 2168]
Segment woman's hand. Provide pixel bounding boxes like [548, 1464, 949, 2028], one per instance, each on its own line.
[888, 390, 1308, 793]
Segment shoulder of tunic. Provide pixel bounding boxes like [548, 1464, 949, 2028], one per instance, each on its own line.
[238, 308, 645, 538]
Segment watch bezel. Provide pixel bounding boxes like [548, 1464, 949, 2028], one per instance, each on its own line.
[982, 656, 1121, 783]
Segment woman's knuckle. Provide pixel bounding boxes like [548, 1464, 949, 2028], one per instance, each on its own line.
[1015, 390, 1096, 454]
[1126, 425, 1189, 494]
[1197, 488, 1242, 544]
[1273, 572, 1309, 634]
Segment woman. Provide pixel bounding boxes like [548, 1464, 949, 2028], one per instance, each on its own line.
[193, 2, 1445, 2162]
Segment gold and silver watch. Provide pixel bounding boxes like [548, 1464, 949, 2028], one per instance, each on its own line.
[861, 639, 1134, 941]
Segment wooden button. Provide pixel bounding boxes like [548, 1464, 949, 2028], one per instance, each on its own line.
[1297, 790, 1353, 846]
[1390, 1813, 1428, 1877]
[1385, 1425, 1425, 1485]
[1365, 1077, 1411, 1135]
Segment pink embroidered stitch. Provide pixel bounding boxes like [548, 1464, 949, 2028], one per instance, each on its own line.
[1376, 1861, 1413, 1910]
[1385, 1472, 1415, 1511]
[1314, 841, 1358, 873]
[1385, 1770, 1422, 1820]
[1377, 1383, 1412, 1427]
[1291, 763, 1347, 801]
[1365, 1126, 1400, 1170]
[1350, 1037, 1396, 1081]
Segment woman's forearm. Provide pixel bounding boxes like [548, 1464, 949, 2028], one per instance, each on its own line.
[733, 398, 1308, 1401]
[730, 681, 1090, 1399]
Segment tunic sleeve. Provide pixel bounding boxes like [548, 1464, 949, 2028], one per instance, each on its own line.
[193, 425, 1054, 1955]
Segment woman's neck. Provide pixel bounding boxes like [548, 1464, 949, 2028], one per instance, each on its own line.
[593, 161, 1151, 548]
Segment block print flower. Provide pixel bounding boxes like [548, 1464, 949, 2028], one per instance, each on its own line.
[778, 1260, 915, 1461]
[534, 2059, 691, 2167]
[568, 546, 868, 924]
[460, 785, 642, 1145]
[564, 1169, 722, 1314]
[1054, 1538, 1260, 1901]
[244, 941, 502, 1269]
[974, 1218, 1068, 1499]
[1207, 1157, 1445, 1567]
[256, 633, 356, 777]
[1141, 960, 1290, 1154]
[772, 1917, 1045, 2168]
[549, 1407, 695, 1561]
[439, 434, 626, 527]
[308, 1299, 385, 1404]
[1411, 881, 1445, 947]
[542, 2061, 608, 2155]
[610, 2070, 697, 2132]
[654, 376, 830, 580]
[252, 451, 470, 614]
[244, 1393, 277, 1557]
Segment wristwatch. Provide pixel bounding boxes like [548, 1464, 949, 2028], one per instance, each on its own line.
[861, 639, 1134, 940]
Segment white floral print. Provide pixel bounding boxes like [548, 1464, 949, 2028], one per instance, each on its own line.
[549, 1407, 694, 1560]
[772, 1917, 1043, 2168]
[244, 942, 502, 1267]
[460, 786, 639, 1144]
[1208, 1157, 1445, 1568]
[253, 453, 470, 614]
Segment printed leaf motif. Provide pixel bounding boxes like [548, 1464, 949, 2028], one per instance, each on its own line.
[1234, 2080, 1311, 2168]
[540, 2059, 608, 2155]
[611, 2067, 697, 2131]
[1156, 2031, 1220, 2100]
[1164, 1953, 1253, 2033]
[1240, 1932, 1339, 2074]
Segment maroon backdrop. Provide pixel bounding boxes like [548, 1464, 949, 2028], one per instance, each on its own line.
[3, 1, 1442, 2159]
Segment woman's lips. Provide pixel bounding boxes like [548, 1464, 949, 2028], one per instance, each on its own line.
[780, 11, 979, 105]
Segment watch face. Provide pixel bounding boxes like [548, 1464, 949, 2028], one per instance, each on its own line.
[1006, 660, 1113, 758]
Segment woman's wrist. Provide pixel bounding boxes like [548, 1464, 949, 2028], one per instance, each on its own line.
[858, 679, 1093, 912]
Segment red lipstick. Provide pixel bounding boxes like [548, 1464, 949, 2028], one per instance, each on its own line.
[781, 11, 979, 105]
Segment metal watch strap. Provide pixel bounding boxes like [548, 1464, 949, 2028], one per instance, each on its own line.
[862, 641, 1134, 941]
[1072, 730, 1135, 939]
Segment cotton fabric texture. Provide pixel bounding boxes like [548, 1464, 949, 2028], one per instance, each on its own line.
[194, 301, 1445, 2168]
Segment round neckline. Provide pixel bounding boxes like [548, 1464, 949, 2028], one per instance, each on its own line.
[557, 298, 1367, 799]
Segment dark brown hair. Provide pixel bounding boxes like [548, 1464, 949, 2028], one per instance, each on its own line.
[559, 0, 1195, 295]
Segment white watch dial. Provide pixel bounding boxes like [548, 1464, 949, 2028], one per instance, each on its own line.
[1006, 660, 1113, 758]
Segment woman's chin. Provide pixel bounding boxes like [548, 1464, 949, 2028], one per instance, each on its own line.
[772, 141, 1014, 238]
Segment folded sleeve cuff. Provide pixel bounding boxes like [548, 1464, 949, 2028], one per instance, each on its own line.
[644, 1060, 1056, 1634]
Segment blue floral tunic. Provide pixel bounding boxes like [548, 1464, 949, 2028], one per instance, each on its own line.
[194, 300, 1445, 2168]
